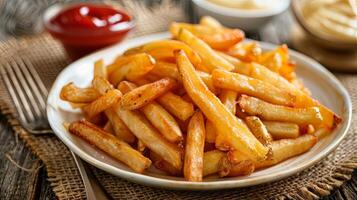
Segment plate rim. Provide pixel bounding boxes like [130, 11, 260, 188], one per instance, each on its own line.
[46, 32, 352, 190]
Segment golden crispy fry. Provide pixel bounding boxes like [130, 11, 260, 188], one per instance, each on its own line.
[176, 50, 268, 161]
[291, 78, 311, 96]
[93, 59, 107, 79]
[150, 62, 180, 81]
[245, 116, 273, 147]
[170, 22, 244, 50]
[83, 89, 122, 118]
[124, 40, 201, 66]
[120, 78, 176, 110]
[212, 69, 295, 106]
[150, 151, 181, 176]
[109, 53, 155, 85]
[199, 16, 223, 28]
[184, 111, 206, 181]
[177, 29, 235, 72]
[203, 150, 225, 177]
[69, 120, 151, 173]
[60, 83, 100, 103]
[205, 120, 217, 143]
[92, 76, 113, 95]
[196, 71, 220, 94]
[141, 102, 183, 143]
[219, 90, 238, 114]
[103, 121, 114, 134]
[238, 95, 323, 125]
[255, 134, 317, 169]
[263, 121, 300, 139]
[157, 92, 195, 121]
[219, 152, 254, 177]
[221, 57, 339, 129]
[226, 42, 262, 62]
[115, 106, 182, 170]
[104, 109, 136, 143]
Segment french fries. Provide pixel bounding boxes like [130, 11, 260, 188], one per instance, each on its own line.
[177, 29, 235, 72]
[60, 83, 100, 103]
[157, 92, 195, 121]
[255, 134, 317, 169]
[176, 50, 268, 161]
[170, 22, 244, 50]
[203, 150, 225, 177]
[69, 120, 151, 173]
[83, 89, 122, 118]
[239, 95, 323, 125]
[124, 40, 201, 66]
[115, 106, 182, 170]
[93, 59, 107, 79]
[109, 53, 155, 85]
[212, 69, 295, 106]
[120, 78, 176, 110]
[60, 16, 341, 181]
[263, 121, 300, 139]
[184, 111, 206, 181]
[104, 109, 136, 143]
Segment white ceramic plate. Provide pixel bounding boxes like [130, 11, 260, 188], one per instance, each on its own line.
[47, 32, 351, 190]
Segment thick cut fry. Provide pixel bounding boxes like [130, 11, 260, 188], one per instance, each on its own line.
[219, 90, 238, 114]
[212, 69, 295, 106]
[255, 134, 317, 169]
[199, 16, 223, 28]
[69, 120, 151, 173]
[263, 121, 300, 139]
[177, 29, 235, 72]
[219, 152, 254, 177]
[93, 59, 107, 79]
[203, 150, 225, 177]
[170, 22, 244, 50]
[226, 42, 262, 62]
[109, 53, 155, 85]
[176, 50, 268, 161]
[205, 120, 217, 143]
[157, 92, 195, 121]
[120, 78, 176, 110]
[184, 111, 205, 181]
[104, 109, 136, 143]
[124, 40, 201, 66]
[150, 151, 181, 176]
[239, 95, 323, 125]
[60, 83, 100, 103]
[245, 116, 273, 147]
[92, 76, 113, 95]
[115, 106, 182, 170]
[150, 62, 180, 80]
[141, 102, 183, 143]
[222, 57, 339, 129]
[83, 89, 122, 118]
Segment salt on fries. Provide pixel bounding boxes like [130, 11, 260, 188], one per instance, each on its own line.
[60, 16, 341, 182]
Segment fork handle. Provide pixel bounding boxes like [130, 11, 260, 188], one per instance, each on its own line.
[71, 151, 111, 200]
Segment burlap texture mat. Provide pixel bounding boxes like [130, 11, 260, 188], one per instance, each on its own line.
[0, 1, 357, 199]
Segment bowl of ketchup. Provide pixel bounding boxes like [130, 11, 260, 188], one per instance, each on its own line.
[44, 2, 135, 60]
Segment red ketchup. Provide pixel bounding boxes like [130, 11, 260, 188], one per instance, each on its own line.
[44, 3, 134, 60]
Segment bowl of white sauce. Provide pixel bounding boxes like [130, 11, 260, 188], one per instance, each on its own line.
[292, 0, 357, 50]
[192, 0, 291, 31]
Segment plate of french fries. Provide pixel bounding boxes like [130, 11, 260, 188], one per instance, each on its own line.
[47, 17, 351, 190]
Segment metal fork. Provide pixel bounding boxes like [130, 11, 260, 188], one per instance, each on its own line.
[0, 57, 110, 200]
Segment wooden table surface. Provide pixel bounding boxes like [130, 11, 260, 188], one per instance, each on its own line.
[0, 1, 356, 199]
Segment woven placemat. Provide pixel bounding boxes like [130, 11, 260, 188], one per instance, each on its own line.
[0, 1, 357, 200]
